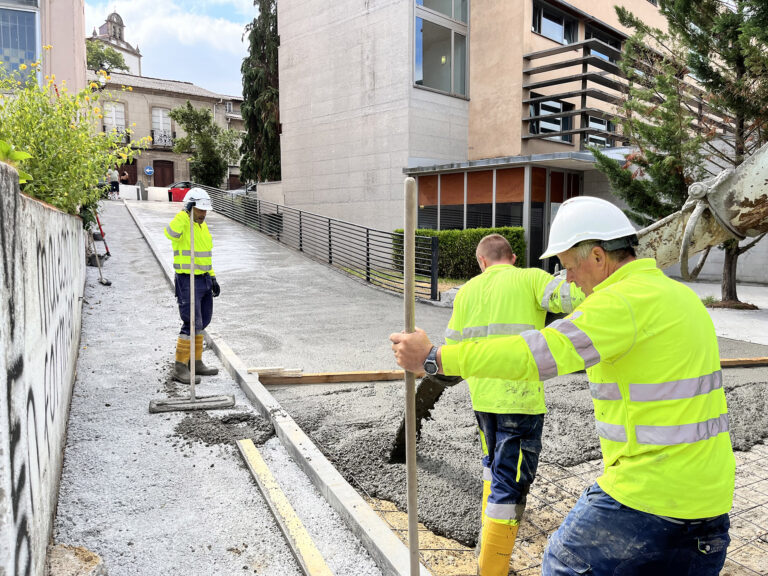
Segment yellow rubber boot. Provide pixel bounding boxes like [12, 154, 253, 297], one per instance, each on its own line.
[173, 337, 200, 384]
[481, 479, 491, 526]
[194, 334, 218, 375]
[477, 520, 518, 576]
[175, 337, 191, 364]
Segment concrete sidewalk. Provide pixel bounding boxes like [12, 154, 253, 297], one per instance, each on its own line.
[52, 201, 385, 576]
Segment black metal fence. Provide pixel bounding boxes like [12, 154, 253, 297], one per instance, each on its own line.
[201, 186, 439, 300]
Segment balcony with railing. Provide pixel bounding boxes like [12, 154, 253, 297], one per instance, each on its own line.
[150, 129, 175, 148]
[522, 38, 732, 151]
[102, 125, 130, 144]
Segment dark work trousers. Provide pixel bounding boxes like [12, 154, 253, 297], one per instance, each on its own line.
[175, 273, 213, 336]
[542, 483, 730, 576]
[475, 412, 545, 523]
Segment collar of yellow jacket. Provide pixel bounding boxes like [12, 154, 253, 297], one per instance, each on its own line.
[483, 263, 514, 273]
[593, 258, 658, 292]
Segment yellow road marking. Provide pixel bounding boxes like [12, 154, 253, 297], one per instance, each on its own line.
[237, 439, 334, 576]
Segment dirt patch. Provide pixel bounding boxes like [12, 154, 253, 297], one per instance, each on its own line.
[173, 411, 274, 447]
[708, 300, 759, 310]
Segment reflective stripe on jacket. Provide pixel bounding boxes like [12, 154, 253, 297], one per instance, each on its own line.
[446, 264, 584, 414]
[163, 211, 215, 276]
[441, 259, 734, 519]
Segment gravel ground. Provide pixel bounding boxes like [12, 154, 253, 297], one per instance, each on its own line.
[52, 201, 383, 576]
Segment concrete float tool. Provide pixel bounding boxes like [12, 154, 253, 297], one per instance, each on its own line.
[389, 140, 768, 461]
[149, 198, 235, 414]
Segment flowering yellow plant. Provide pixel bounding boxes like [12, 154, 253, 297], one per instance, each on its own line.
[0, 54, 150, 217]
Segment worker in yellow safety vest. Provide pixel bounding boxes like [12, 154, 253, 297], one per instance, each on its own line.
[391, 196, 734, 576]
[443, 233, 583, 576]
[164, 188, 221, 384]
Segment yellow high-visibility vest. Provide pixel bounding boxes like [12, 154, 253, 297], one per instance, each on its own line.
[164, 211, 216, 276]
[442, 259, 734, 519]
[446, 264, 584, 414]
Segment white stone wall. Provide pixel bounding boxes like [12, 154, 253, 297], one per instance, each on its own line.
[0, 164, 85, 576]
[279, 0, 468, 231]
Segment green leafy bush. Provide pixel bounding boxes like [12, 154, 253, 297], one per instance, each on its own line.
[0, 53, 146, 222]
[394, 227, 526, 279]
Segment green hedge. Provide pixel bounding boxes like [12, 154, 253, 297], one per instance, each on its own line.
[394, 227, 526, 279]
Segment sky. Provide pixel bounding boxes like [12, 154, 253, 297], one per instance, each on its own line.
[84, 0, 255, 97]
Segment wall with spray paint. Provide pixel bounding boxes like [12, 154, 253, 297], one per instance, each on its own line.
[0, 162, 85, 576]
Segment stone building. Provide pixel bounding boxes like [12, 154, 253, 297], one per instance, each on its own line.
[87, 12, 244, 189]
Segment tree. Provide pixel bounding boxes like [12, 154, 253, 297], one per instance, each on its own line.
[240, 0, 280, 183]
[86, 40, 129, 74]
[658, 0, 768, 303]
[169, 101, 228, 187]
[591, 8, 708, 228]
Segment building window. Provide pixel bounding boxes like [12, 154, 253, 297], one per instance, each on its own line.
[152, 107, 173, 147]
[417, 0, 467, 23]
[103, 102, 125, 132]
[532, 2, 577, 45]
[585, 26, 621, 62]
[586, 116, 614, 147]
[529, 93, 574, 143]
[414, 1, 468, 97]
[0, 5, 38, 73]
[225, 101, 233, 113]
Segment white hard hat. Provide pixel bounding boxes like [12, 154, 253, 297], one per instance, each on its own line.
[182, 187, 213, 212]
[540, 196, 637, 259]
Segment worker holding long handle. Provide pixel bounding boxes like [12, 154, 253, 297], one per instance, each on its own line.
[164, 188, 221, 384]
[391, 196, 734, 576]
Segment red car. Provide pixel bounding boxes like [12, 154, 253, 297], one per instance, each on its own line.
[168, 181, 194, 202]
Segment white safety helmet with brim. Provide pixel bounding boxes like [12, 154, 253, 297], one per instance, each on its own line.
[182, 187, 213, 212]
[540, 196, 638, 259]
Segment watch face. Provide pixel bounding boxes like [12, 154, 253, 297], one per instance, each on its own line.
[424, 361, 438, 375]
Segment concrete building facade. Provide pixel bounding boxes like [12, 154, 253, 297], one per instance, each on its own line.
[1, 0, 86, 91]
[278, 0, 469, 231]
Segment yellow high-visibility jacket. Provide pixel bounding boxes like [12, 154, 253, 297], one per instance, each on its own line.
[446, 264, 584, 414]
[442, 259, 734, 519]
[164, 211, 216, 276]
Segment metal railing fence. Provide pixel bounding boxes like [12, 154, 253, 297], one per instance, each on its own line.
[200, 186, 439, 300]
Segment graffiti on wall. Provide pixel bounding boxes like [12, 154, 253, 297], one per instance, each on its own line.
[1, 182, 83, 576]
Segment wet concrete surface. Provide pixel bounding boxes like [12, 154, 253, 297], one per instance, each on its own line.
[128, 200, 768, 549]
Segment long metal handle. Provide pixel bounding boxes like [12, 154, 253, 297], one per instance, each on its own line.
[403, 177, 419, 575]
[189, 208, 197, 401]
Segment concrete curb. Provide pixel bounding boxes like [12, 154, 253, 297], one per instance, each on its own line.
[124, 200, 431, 576]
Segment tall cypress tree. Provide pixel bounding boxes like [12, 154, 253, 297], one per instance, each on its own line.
[658, 0, 768, 302]
[591, 8, 708, 227]
[240, 0, 281, 183]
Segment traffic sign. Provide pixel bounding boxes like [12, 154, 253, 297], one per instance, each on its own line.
[144, 166, 154, 176]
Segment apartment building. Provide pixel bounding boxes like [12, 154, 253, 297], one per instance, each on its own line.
[277, 0, 668, 264]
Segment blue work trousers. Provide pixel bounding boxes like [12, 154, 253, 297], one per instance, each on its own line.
[475, 412, 544, 522]
[542, 483, 730, 576]
[175, 273, 213, 336]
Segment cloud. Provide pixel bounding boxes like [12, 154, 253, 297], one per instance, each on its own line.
[85, 0, 253, 96]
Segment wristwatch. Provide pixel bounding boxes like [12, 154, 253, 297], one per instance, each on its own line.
[423, 346, 439, 376]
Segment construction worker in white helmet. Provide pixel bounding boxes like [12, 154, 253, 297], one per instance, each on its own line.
[442, 233, 584, 576]
[391, 196, 734, 575]
[164, 187, 221, 383]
